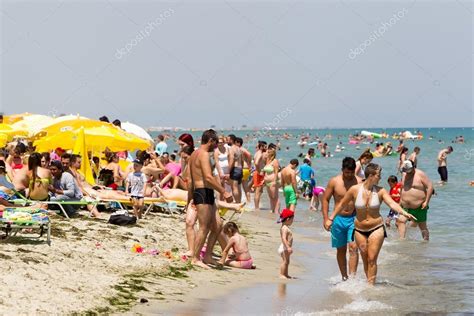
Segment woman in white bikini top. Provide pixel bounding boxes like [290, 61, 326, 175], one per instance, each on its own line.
[328, 163, 416, 285]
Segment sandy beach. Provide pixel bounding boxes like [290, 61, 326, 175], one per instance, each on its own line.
[0, 207, 302, 315]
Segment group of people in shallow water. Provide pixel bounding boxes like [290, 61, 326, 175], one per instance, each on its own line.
[0, 128, 457, 285]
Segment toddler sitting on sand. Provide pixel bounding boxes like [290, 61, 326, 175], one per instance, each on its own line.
[218, 222, 255, 269]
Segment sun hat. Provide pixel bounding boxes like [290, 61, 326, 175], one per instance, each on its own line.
[277, 208, 295, 223]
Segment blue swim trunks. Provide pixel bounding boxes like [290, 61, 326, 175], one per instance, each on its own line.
[331, 214, 356, 248]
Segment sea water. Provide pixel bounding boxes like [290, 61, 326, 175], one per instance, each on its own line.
[154, 127, 473, 314]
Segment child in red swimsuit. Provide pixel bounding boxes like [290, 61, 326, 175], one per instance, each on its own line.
[386, 175, 402, 227]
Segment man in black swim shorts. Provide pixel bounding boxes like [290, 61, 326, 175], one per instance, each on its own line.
[188, 129, 233, 269]
[228, 136, 244, 202]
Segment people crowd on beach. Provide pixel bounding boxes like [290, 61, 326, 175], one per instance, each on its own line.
[0, 123, 463, 285]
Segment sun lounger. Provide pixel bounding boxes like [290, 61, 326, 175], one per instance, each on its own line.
[0, 208, 51, 245]
[142, 199, 186, 218]
[9, 191, 99, 219]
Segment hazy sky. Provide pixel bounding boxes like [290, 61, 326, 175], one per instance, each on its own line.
[1, 0, 472, 129]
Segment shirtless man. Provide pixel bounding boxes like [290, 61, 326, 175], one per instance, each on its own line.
[238, 139, 252, 203]
[323, 157, 360, 281]
[253, 141, 267, 210]
[281, 159, 299, 211]
[228, 137, 244, 202]
[409, 147, 420, 168]
[437, 146, 453, 184]
[188, 129, 232, 268]
[399, 160, 433, 240]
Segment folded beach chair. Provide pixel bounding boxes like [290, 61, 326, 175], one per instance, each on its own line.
[0, 207, 51, 245]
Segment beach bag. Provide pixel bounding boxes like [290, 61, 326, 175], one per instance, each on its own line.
[108, 210, 137, 226]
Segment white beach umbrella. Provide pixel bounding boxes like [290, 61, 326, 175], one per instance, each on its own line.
[121, 121, 153, 142]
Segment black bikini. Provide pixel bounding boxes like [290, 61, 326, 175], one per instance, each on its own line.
[352, 224, 387, 240]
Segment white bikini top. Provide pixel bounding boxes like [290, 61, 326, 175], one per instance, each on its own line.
[355, 185, 381, 210]
[218, 148, 229, 167]
[356, 161, 365, 179]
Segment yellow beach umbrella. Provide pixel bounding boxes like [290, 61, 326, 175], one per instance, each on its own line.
[10, 114, 53, 137]
[3, 112, 32, 124]
[72, 127, 95, 185]
[0, 133, 8, 147]
[34, 125, 150, 152]
[0, 123, 28, 139]
[34, 115, 110, 138]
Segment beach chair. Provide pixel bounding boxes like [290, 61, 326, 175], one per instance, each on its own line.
[143, 199, 186, 218]
[0, 207, 51, 245]
[9, 190, 99, 219]
[218, 206, 249, 221]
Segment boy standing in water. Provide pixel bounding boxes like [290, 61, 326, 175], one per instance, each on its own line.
[281, 159, 299, 211]
[385, 175, 402, 229]
[278, 208, 294, 279]
[126, 160, 147, 219]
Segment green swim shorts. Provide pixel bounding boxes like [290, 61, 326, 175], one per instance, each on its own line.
[404, 206, 429, 223]
[283, 185, 297, 207]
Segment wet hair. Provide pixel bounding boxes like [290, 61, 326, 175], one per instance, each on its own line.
[388, 175, 398, 183]
[70, 154, 81, 164]
[50, 160, 63, 171]
[298, 153, 303, 158]
[357, 149, 373, 161]
[401, 147, 409, 154]
[181, 145, 194, 156]
[201, 129, 218, 144]
[223, 221, 239, 235]
[61, 153, 71, 160]
[342, 157, 356, 171]
[157, 134, 164, 141]
[99, 116, 109, 122]
[414, 146, 420, 152]
[228, 134, 236, 143]
[290, 158, 299, 166]
[303, 158, 310, 164]
[364, 163, 381, 178]
[257, 141, 267, 149]
[178, 133, 194, 148]
[308, 148, 315, 154]
[235, 137, 243, 146]
[447, 146, 454, 152]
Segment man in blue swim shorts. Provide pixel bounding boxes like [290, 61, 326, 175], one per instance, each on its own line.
[323, 157, 360, 281]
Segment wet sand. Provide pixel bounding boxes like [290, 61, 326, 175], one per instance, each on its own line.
[130, 210, 306, 315]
